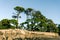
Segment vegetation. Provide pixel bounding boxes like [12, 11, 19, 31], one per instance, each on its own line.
[12, 6, 25, 28]
[0, 6, 60, 35]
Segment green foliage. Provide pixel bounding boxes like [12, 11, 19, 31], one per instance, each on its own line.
[58, 24, 60, 35]
[0, 19, 11, 29]
[14, 6, 25, 13]
[46, 19, 58, 33]
[21, 8, 58, 33]
[0, 19, 16, 29]
[0, 6, 58, 33]
[12, 6, 25, 28]
[25, 8, 33, 19]
[26, 8, 33, 12]
[9, 19, 18, 27]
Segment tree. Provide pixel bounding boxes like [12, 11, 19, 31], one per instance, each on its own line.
[58, 24, 60, 35]
[9, 19, 17, 28]
[21, 9, 58, 33]
[12, 6, 25, 28]
[28, 11, 45, 31]
[22, 10, 47, 31]
[11, 6, 58, 33]
[0, 19, 11, 29]
[25, 8, 33, 19]
[23, 8, 33, 30]
[46, 19, 58, 33]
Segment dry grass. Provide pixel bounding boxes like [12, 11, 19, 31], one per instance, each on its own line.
[0, 29, 59, 40]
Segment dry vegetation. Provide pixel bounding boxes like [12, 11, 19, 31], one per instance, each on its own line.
[0, 29, 59, 40]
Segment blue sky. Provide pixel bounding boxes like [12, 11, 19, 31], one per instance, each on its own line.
[0, 0, 60, 24]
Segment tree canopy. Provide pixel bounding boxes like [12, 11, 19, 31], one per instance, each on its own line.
[0, 6, 59, 33]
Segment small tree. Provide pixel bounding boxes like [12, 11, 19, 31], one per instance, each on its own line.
[12, 6, 25, 28]
[0, 19, 11, 29]
[9, 19, 17, 27]
[58, 24, 60, 35]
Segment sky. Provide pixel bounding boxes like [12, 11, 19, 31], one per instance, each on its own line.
[0, 0, 60, 24]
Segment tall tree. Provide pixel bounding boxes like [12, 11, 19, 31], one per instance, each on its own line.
[21, 10, 58, 33]
[12, 6, 25, 28]
[25, 8, 33, 19]
[24, 8, 33, 30]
